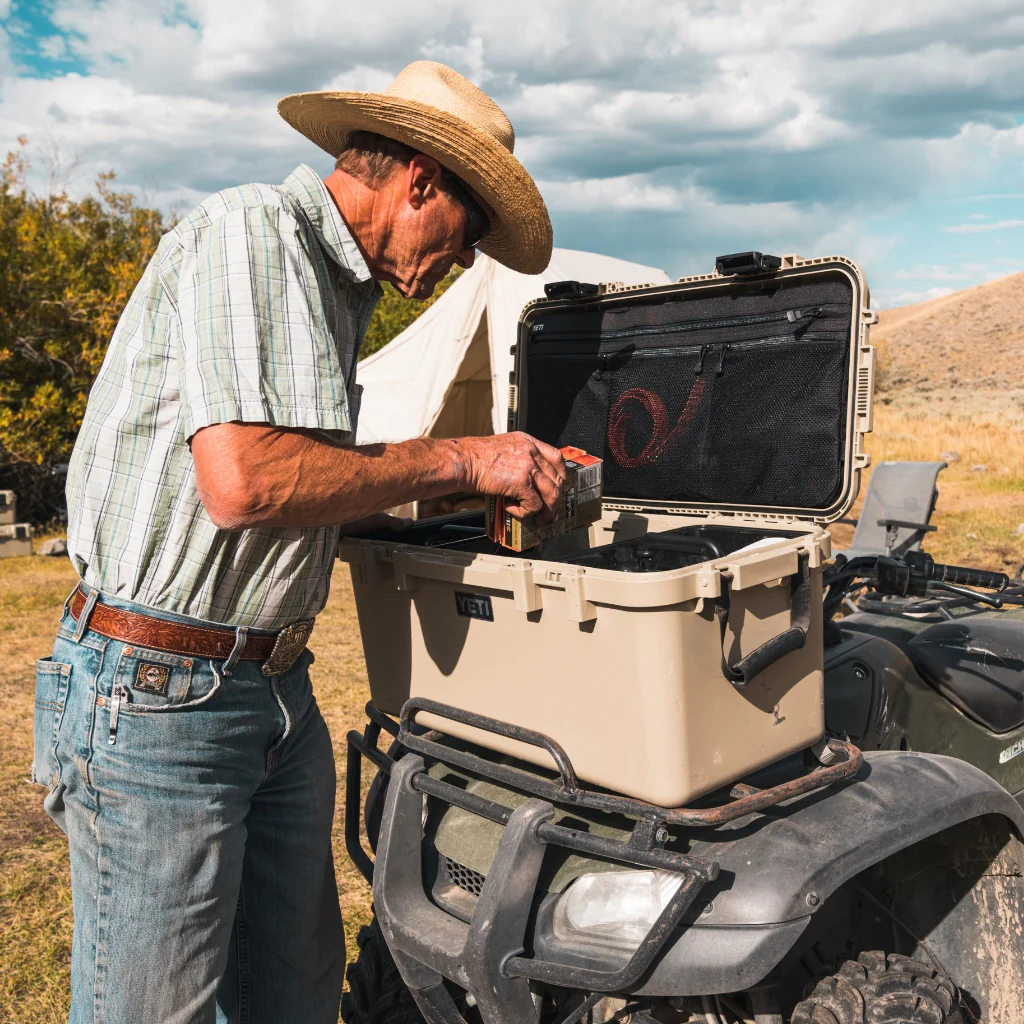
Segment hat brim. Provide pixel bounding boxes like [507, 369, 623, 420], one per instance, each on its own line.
[278, 92, 553, 275]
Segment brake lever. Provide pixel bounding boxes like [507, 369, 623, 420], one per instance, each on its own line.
[928, 580, 1004, 608]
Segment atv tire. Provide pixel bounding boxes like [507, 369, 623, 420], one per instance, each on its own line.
[341, 918, 424, 1024]
[791, 951, 963, 1024]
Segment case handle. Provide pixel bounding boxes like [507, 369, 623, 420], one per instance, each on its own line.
[716, 554, 811, 689]
[391, 551, 542, 613]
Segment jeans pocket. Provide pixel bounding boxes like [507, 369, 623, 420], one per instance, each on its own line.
[32, 658, 72, 787]
[113, 645, 219, 711]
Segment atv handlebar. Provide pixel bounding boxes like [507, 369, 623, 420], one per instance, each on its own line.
[827, 551, 1008, 595]
[823, 550, 1011, 621]
[906, 551, 1008, 591]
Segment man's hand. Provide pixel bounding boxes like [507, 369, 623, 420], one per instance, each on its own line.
[455, 432, 567, 523]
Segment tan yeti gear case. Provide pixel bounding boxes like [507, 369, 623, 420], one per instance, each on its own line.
[342, 252, 876, 807]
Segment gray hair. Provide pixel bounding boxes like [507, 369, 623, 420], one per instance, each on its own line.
[334, 131, 423, 189]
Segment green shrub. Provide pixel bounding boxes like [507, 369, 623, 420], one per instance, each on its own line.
[0, 141, 164, 523]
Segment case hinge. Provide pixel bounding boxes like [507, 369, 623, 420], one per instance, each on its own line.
[714, 252, 782, 276]
[543, 280, 599, 300]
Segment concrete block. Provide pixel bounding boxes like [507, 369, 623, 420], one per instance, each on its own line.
[0, 522, 33, 558]
[0, 491, 15, 526]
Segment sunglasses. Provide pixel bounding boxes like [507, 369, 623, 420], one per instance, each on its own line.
[443, 173, 492, 251]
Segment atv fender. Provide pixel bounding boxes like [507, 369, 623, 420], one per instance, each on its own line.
[532, 750, 1024, 996]
[688, 750, 1024, 925]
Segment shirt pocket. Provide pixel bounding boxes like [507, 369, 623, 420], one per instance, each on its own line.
[113, 645, 216, 711]
[33, 659, 72, 787]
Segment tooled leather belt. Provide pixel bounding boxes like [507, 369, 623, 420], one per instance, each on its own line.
[68, 585, 314, 676]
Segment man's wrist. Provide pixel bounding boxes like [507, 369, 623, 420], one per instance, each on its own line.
[434, 436, 472, 492]
[444, 436, 468, 491]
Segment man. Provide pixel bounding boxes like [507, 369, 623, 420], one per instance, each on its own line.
[35, 61, 564, 1023]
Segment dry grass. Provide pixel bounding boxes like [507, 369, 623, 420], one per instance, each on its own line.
[829, 405, 1024, 571]
[2, 403, 1022, 1020]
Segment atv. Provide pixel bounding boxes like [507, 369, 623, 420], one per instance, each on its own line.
[339, 547, 1024, 1024]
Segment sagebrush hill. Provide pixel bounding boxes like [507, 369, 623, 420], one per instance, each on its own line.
[875, 271, 1024, 416]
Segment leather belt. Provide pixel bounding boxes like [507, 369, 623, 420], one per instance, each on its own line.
[68, 586, 314, 676]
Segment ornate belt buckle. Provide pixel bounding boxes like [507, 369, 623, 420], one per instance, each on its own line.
[261, 619, 315, 677]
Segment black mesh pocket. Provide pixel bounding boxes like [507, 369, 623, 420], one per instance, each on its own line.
[525, 352, 611, 458]
[599, 336, 848, 508]
[520, 272, 855, 512]
[601, 347, 712, 500]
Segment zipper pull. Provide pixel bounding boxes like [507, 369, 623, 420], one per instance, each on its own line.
[696, 345, 708, 375]
[108, 684, 128, 745]
[787, 306, 823, 323]
[716, 344, 730, 376]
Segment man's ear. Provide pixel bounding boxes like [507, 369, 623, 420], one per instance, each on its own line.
[406, 154, 444, 211]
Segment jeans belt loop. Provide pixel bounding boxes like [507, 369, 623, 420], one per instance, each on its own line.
[62, 582, 80, 620]
[72, 587, 100, 643]
[222, 626, 249, 677]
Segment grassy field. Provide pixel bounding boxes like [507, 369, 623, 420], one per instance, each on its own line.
[1, 405, 1022, 1021]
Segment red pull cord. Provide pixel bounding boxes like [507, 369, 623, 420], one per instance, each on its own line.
[607, 376, 707, 468]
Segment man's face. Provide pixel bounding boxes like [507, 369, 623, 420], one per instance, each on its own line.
[381, 155, 493, 300]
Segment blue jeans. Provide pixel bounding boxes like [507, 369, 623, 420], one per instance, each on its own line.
[32, 587, 345, 1023]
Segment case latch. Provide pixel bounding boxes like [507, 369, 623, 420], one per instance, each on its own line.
[543, 280, 600, 300]
[714, 252, 782, 276]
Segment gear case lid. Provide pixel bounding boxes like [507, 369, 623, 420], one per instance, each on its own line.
[510, 253, 876, 525]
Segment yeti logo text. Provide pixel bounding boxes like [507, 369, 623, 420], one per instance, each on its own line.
[454, 592, 493, 621]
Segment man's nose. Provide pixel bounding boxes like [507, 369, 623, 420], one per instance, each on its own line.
[455, 248, 477, 269]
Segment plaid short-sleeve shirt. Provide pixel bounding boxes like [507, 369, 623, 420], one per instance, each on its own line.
[66, 164, 382, 630]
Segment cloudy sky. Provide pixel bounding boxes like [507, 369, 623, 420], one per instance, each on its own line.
[1, 0, 1023, 308]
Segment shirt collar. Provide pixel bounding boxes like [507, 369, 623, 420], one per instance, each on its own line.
[279, 163, 374, 283]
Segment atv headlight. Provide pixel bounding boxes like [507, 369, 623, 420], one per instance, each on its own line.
[552, 869, 684, 951]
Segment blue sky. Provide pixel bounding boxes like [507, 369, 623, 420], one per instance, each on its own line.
[1, 0, 1023, 308]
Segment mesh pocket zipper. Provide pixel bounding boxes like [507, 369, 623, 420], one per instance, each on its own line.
[528, 333, 844, 382]
[530, 304, 837, 345]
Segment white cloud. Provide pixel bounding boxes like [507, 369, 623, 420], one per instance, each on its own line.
[945, 219, 1024, 234]
[1, 0, 1023, 293]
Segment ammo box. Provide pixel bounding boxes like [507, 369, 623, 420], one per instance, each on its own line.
[341, 253, 876, 806]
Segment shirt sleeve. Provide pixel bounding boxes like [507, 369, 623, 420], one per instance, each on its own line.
[174, 202, 355, 439]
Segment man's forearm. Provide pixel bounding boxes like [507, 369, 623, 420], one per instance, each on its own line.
[193, 423, 469, 529]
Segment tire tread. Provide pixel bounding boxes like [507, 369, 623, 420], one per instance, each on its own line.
[791, 951, 963, 1024]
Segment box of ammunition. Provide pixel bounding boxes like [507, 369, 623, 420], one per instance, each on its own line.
[485, 446, 602, 551]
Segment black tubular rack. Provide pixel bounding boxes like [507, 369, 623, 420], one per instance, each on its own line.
[344, 697, 863, 1014]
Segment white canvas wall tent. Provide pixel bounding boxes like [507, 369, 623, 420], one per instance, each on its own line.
[355, 248, 672, 447]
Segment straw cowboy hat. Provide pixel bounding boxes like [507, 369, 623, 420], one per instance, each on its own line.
[278, 61, 552, 275]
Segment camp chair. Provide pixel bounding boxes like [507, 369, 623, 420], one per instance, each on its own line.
[838, 460, 947, 559]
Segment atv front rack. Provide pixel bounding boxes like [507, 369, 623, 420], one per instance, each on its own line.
[344, 700, 862, 1022]
[346, 697, 864, 883]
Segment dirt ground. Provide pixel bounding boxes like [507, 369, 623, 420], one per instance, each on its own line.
[1, 404, 1022, 1021]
